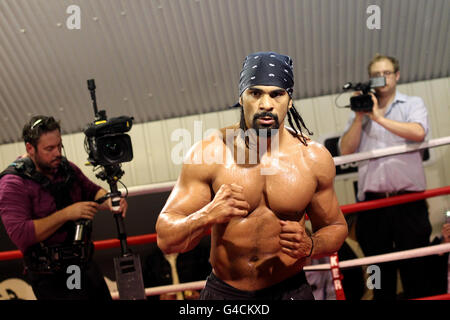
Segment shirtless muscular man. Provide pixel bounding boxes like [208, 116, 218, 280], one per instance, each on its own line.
[156, 52, 347, 300]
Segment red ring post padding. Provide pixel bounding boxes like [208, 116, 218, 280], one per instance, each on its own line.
[0, 186, 449, 262]
[329, 252, 346, 300]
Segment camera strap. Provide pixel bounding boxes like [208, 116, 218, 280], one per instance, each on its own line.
[0, 156, 76, 211]
[23, 241, 94, 274]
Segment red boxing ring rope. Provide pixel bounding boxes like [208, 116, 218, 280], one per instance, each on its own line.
[1, 185, 448, 262]
[340, 186, 450, 214]
[0, 232, 158, 261]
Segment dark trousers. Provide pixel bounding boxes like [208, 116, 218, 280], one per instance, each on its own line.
[355, 198, 432, 300]
[26, 261, 112, 300]
[199, 271, 315, 300]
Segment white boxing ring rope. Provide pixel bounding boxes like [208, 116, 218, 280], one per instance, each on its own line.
[333, 135, 450, 166]
[110, 136, 450, 300]
[120, 136, 450, 197]
[110, 243, 450, 299]
[305, 242, 450, 271]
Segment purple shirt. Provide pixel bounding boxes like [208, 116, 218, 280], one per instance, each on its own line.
[0, 160, 101, 253]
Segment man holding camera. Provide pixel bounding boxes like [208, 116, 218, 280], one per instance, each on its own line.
[0, 115, 127, 300]
[339, 54, 432, 299]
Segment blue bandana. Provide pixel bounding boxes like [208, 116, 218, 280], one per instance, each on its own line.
[238, 52, 294, 97]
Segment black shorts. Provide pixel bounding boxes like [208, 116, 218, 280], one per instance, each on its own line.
[199, 271, 314, 300]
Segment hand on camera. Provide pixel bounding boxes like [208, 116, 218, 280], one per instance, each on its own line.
[64, 201, 99, 221]
[366, 92, 383, 122]
[352, 91, 383, 122]
[105, 197, 128, 218]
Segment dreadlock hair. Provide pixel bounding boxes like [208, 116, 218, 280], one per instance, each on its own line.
[286, 105, 313, 146]
[239, 104, 313, 146]
[239, 106, 247, 131]
[239, 106, 250, 149]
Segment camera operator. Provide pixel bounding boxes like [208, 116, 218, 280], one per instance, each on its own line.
[0, 115, 127, 300]
[339, 54, 432, 300]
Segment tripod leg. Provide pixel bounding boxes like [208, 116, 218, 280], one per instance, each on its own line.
[113, 213, 129, 256]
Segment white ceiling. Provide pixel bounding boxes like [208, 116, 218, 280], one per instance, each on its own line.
[0, 0, 449, 144]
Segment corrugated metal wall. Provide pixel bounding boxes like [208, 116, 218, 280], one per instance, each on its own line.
[0, 0, 448, 144]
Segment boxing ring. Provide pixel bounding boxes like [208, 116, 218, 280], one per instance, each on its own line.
[0, 136, 449, 300]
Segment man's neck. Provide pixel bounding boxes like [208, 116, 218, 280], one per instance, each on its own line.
[250, 126, 287, 155]
[377, 90, 397, 109]
[26, 154, 56, 180]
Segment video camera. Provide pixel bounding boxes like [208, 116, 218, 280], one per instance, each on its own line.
[342, 76, 386, 112]
[84, 79, 134, 167]
[82, 80, 146, 299]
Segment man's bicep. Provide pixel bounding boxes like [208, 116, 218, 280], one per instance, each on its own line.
[161, 164, 212, 217]
[306, 148, 345, 231]
[407, 98, 429, 135]
[0, 176, 36, 251]
[307, 185, 343, 232]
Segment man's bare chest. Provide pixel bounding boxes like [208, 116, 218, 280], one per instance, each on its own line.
[211, 158, 317, 216]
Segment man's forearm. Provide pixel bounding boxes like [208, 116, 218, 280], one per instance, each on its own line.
[95, 188, 109, 210]
[340, 118, 363, 155]
[375, 118, 425, 142]
[310, 223, 348, 259]
[33, 209, 68, 243]
[156, 209, 211, 254]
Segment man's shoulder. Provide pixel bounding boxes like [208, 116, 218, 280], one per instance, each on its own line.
[179, 131, 223, 181]
[301, 140, 333, 163]
[65, 159, 82, 173]
[184, 125, 235, 161]
[0, 157, 31, 186]
[396, 91, 425, 106]
[0, 172, 28, 192]
[297, 140, 336, 178]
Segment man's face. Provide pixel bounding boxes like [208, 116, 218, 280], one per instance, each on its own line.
[239, 85, 292, 135]
[28, 129, 63, 174]
[369, 59, 400, 95]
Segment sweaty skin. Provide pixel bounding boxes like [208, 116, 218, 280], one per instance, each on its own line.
[156, 86, 347, 291]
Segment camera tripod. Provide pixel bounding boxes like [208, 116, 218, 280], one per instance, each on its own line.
[95, 164, 146, 300]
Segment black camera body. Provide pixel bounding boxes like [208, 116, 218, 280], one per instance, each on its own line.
[84, 80, 134, 167]
[84, 115, 134, 167]
[343, 76, 386, 112]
